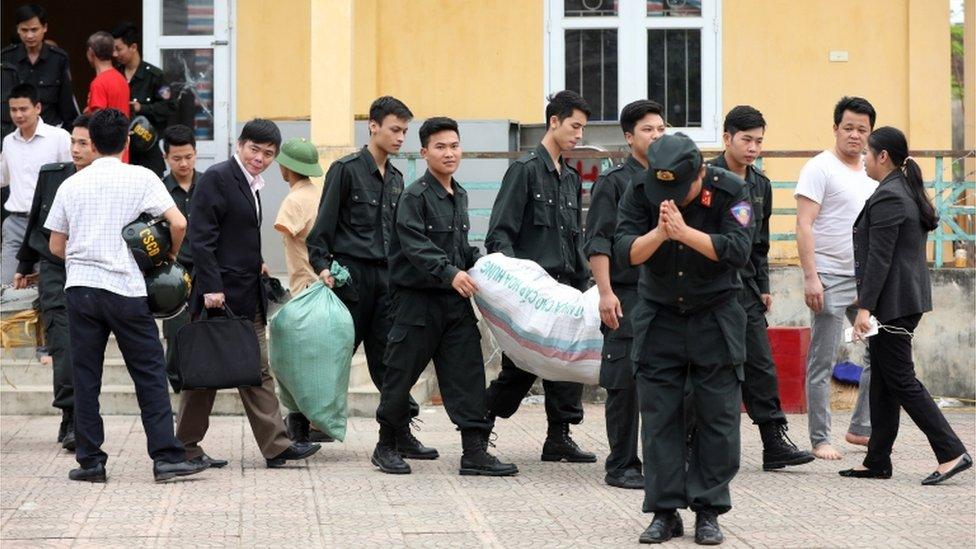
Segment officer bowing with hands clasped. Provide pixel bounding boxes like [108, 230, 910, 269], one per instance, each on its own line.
[615, 134, 752, 545]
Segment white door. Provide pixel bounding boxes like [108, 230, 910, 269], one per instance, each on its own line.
[143, 0, 232, 169]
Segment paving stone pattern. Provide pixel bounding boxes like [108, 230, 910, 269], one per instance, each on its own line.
[1, 407, 974, 548]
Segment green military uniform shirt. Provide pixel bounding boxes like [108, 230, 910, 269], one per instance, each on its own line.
[16, 162, 75, 272]
[708, 154, 772, 297]
[389, 170, 481, 292]
[163, 170, 200, 268]
[307, 146, 403, 272]
[485, 143, 588, 286]
[1, 43, 78, 141]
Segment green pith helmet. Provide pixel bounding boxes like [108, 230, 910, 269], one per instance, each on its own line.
[122, 213, 172, 271]
[145, 262, 192, 319]
[276, 137, 324, 177]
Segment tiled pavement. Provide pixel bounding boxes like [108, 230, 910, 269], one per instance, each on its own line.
[1, 407, 973, 548]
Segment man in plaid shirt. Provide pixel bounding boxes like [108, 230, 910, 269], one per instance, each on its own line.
[45, 108, 208, 484]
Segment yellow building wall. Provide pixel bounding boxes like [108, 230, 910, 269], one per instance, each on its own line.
[352, 0, 543, 123]
[722, 0, 951, 261]
[236, 0, 311, 120]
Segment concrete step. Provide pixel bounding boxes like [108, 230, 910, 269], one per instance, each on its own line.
[0, 357, 436, 418]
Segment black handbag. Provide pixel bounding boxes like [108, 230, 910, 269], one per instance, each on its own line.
[169, 305, 263, 391]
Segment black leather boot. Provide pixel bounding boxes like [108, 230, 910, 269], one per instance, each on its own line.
[541, 423, 596, 463]
[759, 422, 815, 471]
[372, 425, 411, 474]
[694, 511, 724, 545]
[459, 429, 518, 476]
[639, 511, 683, 544]
[396, 424, 439, 460]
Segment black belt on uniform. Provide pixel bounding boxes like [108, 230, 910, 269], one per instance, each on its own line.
[8, 211, 28, 218]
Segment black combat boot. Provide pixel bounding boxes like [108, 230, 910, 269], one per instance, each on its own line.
[541, 423, 597, 463]
[395, 423, 439, 460]
[459, 429, 518, 476]
[285, 412, 310, 443]
[372, 425, 411, 474]
[639, 511, 683, 544]
[759, 422, 815, 471]
[694, 511, 724, 545]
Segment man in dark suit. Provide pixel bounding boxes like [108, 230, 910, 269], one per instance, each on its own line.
[175, 119, 320, 469]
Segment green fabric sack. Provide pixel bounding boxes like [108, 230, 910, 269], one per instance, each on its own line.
[269, 268, 354, 441]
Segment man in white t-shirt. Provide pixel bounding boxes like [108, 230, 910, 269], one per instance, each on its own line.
[794, 96, 877, 461]
[45, 108, 207, 483]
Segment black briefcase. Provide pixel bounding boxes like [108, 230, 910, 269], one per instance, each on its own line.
[170, 306, 263, 391]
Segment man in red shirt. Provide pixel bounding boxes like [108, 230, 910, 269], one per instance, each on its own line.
[84, 31, 130, 161]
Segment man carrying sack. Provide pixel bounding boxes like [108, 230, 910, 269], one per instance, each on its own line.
[175, 119, 320, 469]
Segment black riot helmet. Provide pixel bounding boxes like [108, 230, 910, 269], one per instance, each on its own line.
[145, 262, 192, 319]
[122, 213, 172, 271]
[128, 115, 158, 153]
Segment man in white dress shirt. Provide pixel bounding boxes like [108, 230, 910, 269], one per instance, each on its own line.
[1, 82, 70, 284]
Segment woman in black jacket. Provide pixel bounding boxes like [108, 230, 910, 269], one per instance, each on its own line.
[839, 126, 971, 484]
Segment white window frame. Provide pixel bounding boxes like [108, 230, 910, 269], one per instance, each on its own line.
[545, 0, 723, 145]
[143, 0, 234, 167]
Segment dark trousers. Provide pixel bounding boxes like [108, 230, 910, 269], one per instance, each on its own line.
[601, 284, 641, 475]
[335, 257, 419, 418]
[739, 289, 787, 425]
[130, 143, 166, 177]
[863, 314, 967, 471]
[65, 287, 185, 468]
[637, 307, 741, 514]
[376, 290, 491, 432]
[38, 261, 72, 412]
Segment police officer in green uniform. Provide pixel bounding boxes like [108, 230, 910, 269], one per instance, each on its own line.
[307, 96, 430, 458]
[484, 90, 595, 462]
[707, 106, 814, 471]
[1, 4, 79, 141]
[372, 117, 518, 477]
[13, 114, 95, 451]
[585, 100, 667, 490]
[158, 124, 201, 372]
[112, 23, 186, 176]
[614, 133, 751, 545]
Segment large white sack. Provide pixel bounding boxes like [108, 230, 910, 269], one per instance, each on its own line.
[469, 253, 602, 385]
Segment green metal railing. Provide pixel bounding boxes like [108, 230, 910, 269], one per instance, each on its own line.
[399, 150, 976, 267]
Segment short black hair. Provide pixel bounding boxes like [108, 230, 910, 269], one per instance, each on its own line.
[8, 83, 38, 105]
[15, 4, 45, 25]
[545, 90, 591, 124]
[163, 124, 196, 153]
[833, 96, 876, 128]
[111, 22, 139, 46]
[419, 117, 460, 148]
[72, 114, 91, 129]
[238, 118, 281, 150]
[88, 108, 129, 155]
[369, 96, 413, 125]
[619, 99, 664, 136]
[723, 105, 766, 136]
[87, 31, 114, 61]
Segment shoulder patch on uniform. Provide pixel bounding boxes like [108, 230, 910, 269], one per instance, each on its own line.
[730, 201, 752, 227]
[39, 162, 71, 173]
